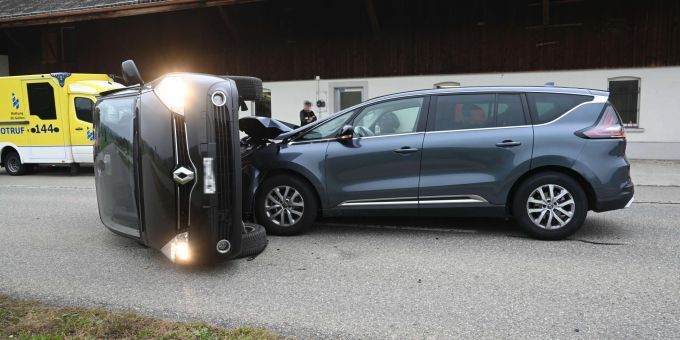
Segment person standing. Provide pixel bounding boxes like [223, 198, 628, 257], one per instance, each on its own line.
[299, 101, 317, 126]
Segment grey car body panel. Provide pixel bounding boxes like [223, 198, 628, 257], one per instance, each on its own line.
[242, 86, 632, 218]
[420, 126, 534, 207]
[530, 102, 603, 170]
[326, 133, 425, 209]
[248, 141, 328, 205]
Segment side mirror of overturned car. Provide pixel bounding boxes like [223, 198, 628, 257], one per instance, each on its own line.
[121, 59, 143, 86]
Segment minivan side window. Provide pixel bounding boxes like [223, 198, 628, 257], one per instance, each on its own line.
[526, 93, 593, 124]
[496, 94, 526, 127]
[27, 82, 57, 120]
[75, 97, 95, 123]
[432, 94, 496, 131]
[351, 97, 424, 137]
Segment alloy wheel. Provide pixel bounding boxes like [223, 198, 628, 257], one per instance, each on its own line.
[265, 185, 304, 227]
[526, 184, 575, 230]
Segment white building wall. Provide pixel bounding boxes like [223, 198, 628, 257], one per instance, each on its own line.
[261, 66, 680, 160]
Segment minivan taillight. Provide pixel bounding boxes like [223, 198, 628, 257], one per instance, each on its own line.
[576, 105, 626, 139]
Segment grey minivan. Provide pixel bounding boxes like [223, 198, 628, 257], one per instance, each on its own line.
[240, 86, 634, 240]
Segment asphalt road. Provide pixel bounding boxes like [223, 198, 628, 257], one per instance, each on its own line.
[1, 166, 679, 339]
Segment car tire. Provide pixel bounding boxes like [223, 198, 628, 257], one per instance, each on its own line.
[224, 76, 263, 101]
[255, 175, 318, 236]
[512, 172, 588, 240]
[4, 151, 26, 176]
[238, 222, 268, 258]
[70, 163, 80, 175]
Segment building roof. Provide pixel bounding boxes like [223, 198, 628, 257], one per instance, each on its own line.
[0, 0, 160, 20]
[0, 0, 247, 27]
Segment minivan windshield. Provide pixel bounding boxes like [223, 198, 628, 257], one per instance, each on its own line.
[296, 110, 355, 141]
[279, 107, 355, 140]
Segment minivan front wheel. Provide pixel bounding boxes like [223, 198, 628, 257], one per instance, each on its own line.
[255, 175, 318, 235]
[512, 172, 588, 240]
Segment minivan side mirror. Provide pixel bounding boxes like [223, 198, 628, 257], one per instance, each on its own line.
[121, 60, 144, 86]
[338, 125, 354, 141]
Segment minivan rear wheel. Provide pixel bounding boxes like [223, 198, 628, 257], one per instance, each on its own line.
[255, 175, 318, 235]
[512, 172, 588, 240]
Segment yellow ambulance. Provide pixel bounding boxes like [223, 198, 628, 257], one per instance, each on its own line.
[0, 73, 123, 175]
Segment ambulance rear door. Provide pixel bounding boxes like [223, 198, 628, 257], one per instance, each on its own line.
[22, 79, 67, 162]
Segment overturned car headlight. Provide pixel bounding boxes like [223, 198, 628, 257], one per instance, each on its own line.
[160, 232, 190, 263]
[154, 76, 187, 115]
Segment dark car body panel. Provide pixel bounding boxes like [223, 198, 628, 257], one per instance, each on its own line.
[95, 74, 243, 262]
[137, 90, 177, 248]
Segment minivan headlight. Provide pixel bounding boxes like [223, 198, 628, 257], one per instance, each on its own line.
[154, 76, 186, 115]
[160, 232, 190, 263]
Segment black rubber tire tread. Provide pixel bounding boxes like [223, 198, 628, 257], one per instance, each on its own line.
[238, 222, 268, 258]
[255, 175, 319, 236]
[70, 163, 80, 175]
[512, 171, 588, 240]
[224, 76, 263, 101]
[4, 151, 26, 176]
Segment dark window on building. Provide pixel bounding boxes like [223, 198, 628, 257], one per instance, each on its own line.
[27, 83, 57, 120]
[75, 97, 94, 123]
[41, 29, 59, 64]
[608, 78, 640, 127]
[432, 94, 496, 131]
[254, 89, 271, 118]
[40, 26, 76, 64]
[526, 93, 593, 124]
[61, 27, 76, 63]
[496, 94, 526, 127]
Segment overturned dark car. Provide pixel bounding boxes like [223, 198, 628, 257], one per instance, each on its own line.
[94, 60, 267, 264]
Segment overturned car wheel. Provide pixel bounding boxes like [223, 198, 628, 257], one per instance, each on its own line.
[238, 222, 268, 258]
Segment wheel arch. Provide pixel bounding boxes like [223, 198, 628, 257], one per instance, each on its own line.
[1, 145, 20, 166]
[506, 165, 597, 214]
[254, 168, 324, 215]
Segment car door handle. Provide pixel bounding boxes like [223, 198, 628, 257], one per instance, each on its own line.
[496, 140, 522, 148]
[394, 147, 419, 154]
[75, 127, 83, 131]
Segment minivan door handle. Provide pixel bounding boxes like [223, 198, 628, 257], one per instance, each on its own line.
[496, 140, 522, 148]
[394, 146, 418, 154]
[75, 127, 83, 131]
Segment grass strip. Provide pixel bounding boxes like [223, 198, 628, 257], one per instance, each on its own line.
[0, 294, 278, 340]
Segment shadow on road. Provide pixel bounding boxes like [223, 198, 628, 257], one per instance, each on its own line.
[312, 214, 630, 245]
[26, 165, 94, 176]
[315, 216, 518, 236]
